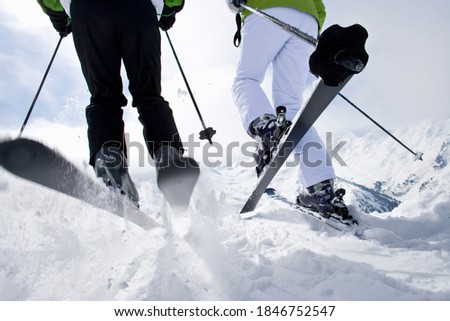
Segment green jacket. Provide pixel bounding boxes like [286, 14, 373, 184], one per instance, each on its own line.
[37, 0, 70, 34]
[242, 0, 326, 30]
[37, 0, 65, 14]
[165, 0, 184, 8]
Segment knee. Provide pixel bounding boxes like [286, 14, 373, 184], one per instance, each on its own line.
[232, 77, 258, 101]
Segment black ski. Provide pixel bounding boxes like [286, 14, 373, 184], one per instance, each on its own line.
[156, 155, 200, 213]
[239, 24, 369, 215]
[240, 76, 351, 214]
[264, 188, 357, 231]
[0, 138, 159, 230]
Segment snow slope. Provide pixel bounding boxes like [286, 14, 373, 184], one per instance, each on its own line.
[0, 118, 449, 300]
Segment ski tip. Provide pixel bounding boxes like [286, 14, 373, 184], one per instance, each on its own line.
[157, 157, 200, 212]
[0, 138, 41, 173]
[310, 24, 369, 86]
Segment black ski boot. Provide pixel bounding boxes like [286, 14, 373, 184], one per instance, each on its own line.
[248, 107, 291, 177]
[94, 144, 140, 207]
[296, 179, 351, 220]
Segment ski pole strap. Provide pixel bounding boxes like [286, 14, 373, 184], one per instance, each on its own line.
[233, 13, 242, 47]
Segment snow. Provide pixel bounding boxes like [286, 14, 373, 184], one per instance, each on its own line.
[0, 118, 449, 301]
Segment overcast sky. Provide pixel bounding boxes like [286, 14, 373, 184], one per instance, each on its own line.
[0, 0, 449, 145]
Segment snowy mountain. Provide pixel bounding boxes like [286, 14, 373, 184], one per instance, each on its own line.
[0, 118, 449, 300]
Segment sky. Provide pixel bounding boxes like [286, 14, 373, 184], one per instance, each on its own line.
[0, 0, 449, 146]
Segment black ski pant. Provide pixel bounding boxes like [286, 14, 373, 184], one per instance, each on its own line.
[71, 0, 183, 166]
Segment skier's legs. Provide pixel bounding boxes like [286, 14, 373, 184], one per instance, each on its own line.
[71, 0, 127, 165]
[270, 9, 335, 187]
[271, 8, 317, 119]
[232, 8, 292, 132]
[119, 0, 183, 157]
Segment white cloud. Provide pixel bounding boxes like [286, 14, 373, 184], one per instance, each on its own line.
[1, 0, 49, 34]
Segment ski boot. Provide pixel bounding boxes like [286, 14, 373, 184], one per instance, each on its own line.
[94, 144, 140, 207]
[248, 106, 292, 177]
[296, 179, 352, 221]
[154, 144, 199, 212]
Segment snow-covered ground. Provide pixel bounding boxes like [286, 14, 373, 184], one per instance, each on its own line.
[0, 118, 449, 300]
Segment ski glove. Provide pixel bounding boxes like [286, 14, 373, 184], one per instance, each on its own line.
[159, 0, 184, 31]
[226, 0, 245, 13]
[37, 0, 71, 37]
[51, 13, 71, 37]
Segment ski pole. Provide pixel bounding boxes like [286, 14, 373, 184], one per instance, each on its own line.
[338, 93, 424, 161]
[240, 3, 318, 46]
[164, 31, 216, 145]
[18, 36, 63, 138]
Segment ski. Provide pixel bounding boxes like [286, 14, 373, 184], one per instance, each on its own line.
[156, 146, 200, 213]
[239, 24, 369, 215]
[240, 76, 351, 214]
[0, 138, 159, 230]
[265, 188, 357, 231]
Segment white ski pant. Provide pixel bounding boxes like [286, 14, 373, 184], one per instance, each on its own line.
[232, 7, 335, 188]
